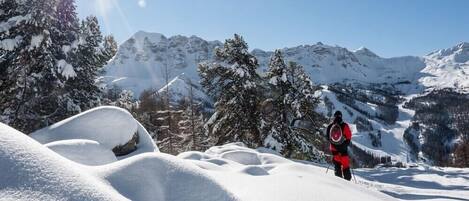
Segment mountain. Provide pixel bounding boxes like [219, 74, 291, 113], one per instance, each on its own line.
[103, 31, 222, 96]
[103, 31, 469, 166]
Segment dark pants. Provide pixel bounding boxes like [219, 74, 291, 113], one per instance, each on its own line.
[333, 159, 352, 181]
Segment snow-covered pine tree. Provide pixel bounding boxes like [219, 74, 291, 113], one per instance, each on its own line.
[285, 61, 325, 160]
[52, 0, 81, 118]
[0, 0, 65, 132]
[262, 50, 292, 153]
[65, 15, 117, 113]
[199, 34, 263, 148]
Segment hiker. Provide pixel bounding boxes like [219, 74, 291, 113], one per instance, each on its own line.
[326, 111, 352, 181]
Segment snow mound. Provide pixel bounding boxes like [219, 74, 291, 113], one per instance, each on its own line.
[179, 143, 397, 201]
[0, 123, 128, 201]
[45, 139, 117, 166]
[31, 106, 158, 157]
[95, 153, 238, 201]
[0, 123, 237, 201]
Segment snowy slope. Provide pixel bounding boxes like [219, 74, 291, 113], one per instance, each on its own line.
[2, 121, 398, 201]
[178, 143, 397, 201]
[356, 166, 469, 201]
[317, 86, 414, 164]
[421, 42, 469, 91]
[157, 73, 211, 104]
[3, 112, 468, 201]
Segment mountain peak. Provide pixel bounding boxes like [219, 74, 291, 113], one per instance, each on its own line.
[131, 31, 165, 42]
[354, 46, 379, 58]
[427, 42, 469, 63]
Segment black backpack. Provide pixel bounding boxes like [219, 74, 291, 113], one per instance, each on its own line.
[329, 123, 345, 145]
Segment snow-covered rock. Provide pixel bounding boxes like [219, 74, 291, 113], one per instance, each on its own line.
[30, 106, 158, 157]
[44, 139, 117, 166]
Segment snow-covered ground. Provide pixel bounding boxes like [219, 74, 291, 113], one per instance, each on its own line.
[1, 107, 468, 201]
[355, 166, 469, 201]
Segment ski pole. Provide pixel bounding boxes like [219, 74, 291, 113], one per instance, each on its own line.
[325, 163, 331, 174]
[350, 166, 358, 183]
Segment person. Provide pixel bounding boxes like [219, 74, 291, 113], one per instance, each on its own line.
[326, 111, 352, 181]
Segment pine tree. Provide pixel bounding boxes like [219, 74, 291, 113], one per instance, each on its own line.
[0, 0, 116, 133]
[262, 50, 292, 153]
[199, 34, 263, 148]
[0, 0, 64, 132]
[65, 15, 117, 113]
[262, 51, 324, 159]
[285, 61, 324, 159]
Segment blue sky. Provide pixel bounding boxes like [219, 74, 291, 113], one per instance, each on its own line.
[76, 0, 469, 57]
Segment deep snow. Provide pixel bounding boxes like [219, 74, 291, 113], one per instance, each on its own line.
[1, 107, 468, 201]
[30, 106, 159, 157]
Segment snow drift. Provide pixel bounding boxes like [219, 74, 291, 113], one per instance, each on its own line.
[30, 106, 158, 158]
[0, 123, 128, 201]
[0, 122, 238, 201]
[1, 105, 399, 201]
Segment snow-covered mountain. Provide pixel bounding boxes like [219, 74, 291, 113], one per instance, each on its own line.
[104, 32, 468, 96]
[103, 31, 469, 166]
[103, 31, 222, 96]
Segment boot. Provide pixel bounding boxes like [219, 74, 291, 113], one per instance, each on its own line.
[343, 168, 352, 181]
[333, 161, 343, 178]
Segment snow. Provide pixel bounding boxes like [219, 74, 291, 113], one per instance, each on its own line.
[179, 143, 396, 201]
[44, 139, 117, 166]
[157, 73, 210, 104]
[0, 14, 31, 32]
[95, 153, 238, 201]
[355, 166, 469, 201]
[0, 123, 128, 201]
[31, 106, 158, 154]
[2, 115, 468, 201]
[57, 59, 77, 79]
[0, 36, 22, 51]
[30, 34, 44, 49]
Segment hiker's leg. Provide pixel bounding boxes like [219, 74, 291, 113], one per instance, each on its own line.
[341, 155, 351, 181]
[333, 158, 343, 178]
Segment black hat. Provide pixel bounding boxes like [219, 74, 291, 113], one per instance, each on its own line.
[333, 111, 342, 117]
